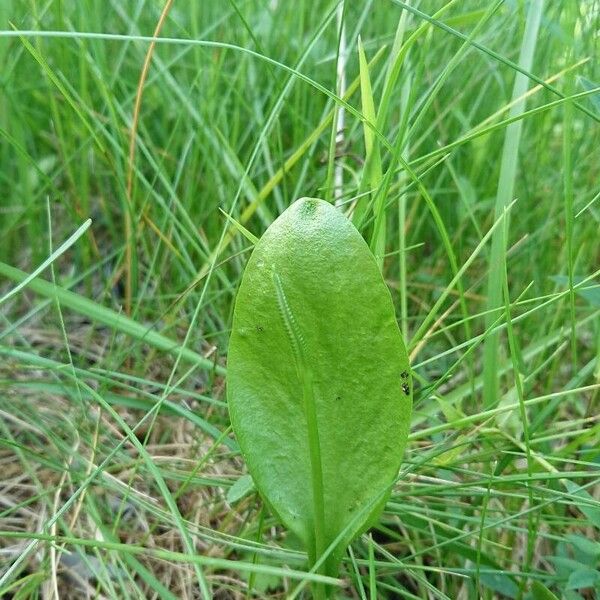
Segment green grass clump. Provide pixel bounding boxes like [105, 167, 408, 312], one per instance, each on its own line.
[0, 1, 599, 598]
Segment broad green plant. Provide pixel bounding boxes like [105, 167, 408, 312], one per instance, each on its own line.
[227, 198, 412, 595]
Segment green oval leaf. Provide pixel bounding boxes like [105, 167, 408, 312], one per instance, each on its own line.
[227, 198, 412, 579]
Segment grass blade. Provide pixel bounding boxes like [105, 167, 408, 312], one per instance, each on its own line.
[0, 261, 223, 374]
[483, 1, 544, 406]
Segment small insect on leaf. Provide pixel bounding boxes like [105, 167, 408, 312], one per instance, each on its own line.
[227, 198, 412, 590]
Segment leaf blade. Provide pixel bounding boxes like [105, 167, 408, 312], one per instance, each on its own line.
[227, 198, 412, 577]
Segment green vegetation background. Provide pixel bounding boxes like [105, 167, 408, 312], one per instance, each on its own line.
[0, 1, 598, 598]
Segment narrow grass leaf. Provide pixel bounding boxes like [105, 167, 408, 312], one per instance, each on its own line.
[0, 219, 91, 306]
[483, 1, 544, 406]
[0, 261, 223, 374]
